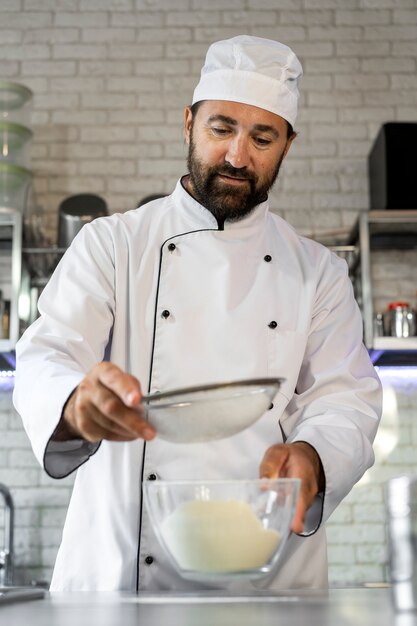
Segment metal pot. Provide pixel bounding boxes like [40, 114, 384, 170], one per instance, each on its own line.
[57, 193, 108, 248]
[383, 301, 417, 338]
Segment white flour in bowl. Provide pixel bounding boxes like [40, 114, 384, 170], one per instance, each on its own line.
[160, 499, 281, 573]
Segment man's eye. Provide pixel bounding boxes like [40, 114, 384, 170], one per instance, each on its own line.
[254, 137, 272, 146]
[211, 127, 230, 135]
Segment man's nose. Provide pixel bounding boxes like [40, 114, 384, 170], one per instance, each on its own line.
[225, 135, 251, 169]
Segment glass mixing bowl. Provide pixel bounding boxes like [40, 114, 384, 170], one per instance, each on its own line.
[143, 478, 300, 583]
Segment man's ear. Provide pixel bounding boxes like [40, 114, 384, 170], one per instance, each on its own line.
[282, 131, 296, 160]
[184, 106, 192, 145]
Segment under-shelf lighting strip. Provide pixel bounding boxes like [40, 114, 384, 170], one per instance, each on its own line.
[0, 369, 15, 377]
[1, 365, 417, 383]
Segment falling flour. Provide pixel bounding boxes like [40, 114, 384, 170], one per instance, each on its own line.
[160, 499, 281, 573]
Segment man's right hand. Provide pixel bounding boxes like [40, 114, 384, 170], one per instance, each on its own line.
[53, 362, 156, 443]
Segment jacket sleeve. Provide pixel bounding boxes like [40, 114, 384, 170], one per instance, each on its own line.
[13, 220, 116, 478]
[280, 249, 382, 534]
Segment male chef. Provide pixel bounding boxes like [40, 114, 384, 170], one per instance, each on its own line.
[13, 35, 382, 592]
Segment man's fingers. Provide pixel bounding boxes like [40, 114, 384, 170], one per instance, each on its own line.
[259, 442, 324, 535]
[94, 362, 143, 408]
[72, 399, 148, 442]
[77, 388, 155, 441]
[290, 492, 306, 534]
[64, 362, 156, 442]
[260, 446, 306, 533]
[259, 444, 290, 479]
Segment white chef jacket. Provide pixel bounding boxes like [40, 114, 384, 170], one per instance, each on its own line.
[13, 178, 382, 592]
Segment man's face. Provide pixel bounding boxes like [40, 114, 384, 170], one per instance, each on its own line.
[184, 100, 295, 224]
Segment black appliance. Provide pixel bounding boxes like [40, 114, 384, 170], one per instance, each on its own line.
[368, 122, 417, 210]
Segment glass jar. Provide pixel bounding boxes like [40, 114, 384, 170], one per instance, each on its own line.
[0, 162, 32, 211]
[0, 81, 33, 127]
[0, 121, 32, 167]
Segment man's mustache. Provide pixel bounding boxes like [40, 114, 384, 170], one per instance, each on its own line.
[214, 163, 258, 183]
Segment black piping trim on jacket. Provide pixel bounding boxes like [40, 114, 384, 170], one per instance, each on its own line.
[297, 449, 326, 538]
[42, 387, 103, 480]
[42, 439, 102, 480]
[279, 422, 326, 539]
[135, 226, 218, 593]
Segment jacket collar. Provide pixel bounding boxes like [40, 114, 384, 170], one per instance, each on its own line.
[171, 176, 270, 233]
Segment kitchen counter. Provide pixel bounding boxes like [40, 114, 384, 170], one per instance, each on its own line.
[1, 587, 417, 626]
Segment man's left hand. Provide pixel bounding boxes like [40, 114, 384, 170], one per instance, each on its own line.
[259, 442, 325, 534]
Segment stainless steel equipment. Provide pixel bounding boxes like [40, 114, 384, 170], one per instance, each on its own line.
[0, 586, 45, 605]
[19, 193, 109, 329]
[385, 475, 417, 612]
[57, 193, 108, 248]
[0, 483, 14, 587]
[384, 302, 417, 338]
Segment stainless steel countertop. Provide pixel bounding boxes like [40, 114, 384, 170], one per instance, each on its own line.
[1, 587, 417, 626]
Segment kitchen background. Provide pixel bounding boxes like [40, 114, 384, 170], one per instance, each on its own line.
[1, 0, 417, 588]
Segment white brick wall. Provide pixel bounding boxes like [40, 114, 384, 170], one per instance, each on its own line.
[1, 0, 417, 588]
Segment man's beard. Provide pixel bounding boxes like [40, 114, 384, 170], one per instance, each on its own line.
[187, 134, 284, 225]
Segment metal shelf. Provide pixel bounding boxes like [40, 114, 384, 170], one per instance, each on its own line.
[348, 210, 417, 364]
[327, 244, 360, 276]
[22, 246, 65, 281]
[373, 337, 417, 351]
[0, 208, 22, 351]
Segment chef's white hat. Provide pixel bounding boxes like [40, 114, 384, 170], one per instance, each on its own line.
[192, 35, 303, 128]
